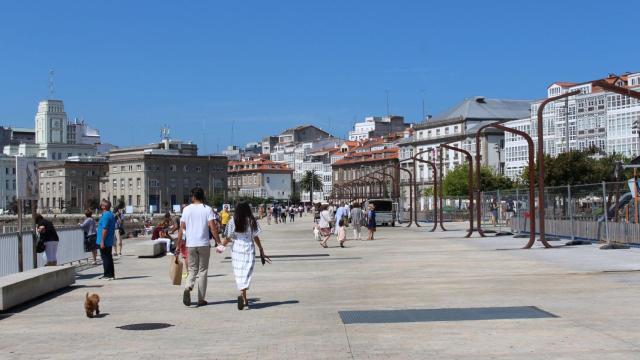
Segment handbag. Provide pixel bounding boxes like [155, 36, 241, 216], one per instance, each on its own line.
[169, 255, 183, 285]
[36, 234, 46, 254]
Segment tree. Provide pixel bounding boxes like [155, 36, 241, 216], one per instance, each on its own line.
[520, 149, 632, 186]
[442, 164, 513, 197]
[299, 170, 323, 203]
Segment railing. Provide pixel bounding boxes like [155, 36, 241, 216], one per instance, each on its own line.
[0, 228, 89, 277]
[480, 181, 640, 244]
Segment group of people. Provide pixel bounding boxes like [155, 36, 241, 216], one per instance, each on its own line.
[314, 202, 377, 248]
[265, 204, 305, 225]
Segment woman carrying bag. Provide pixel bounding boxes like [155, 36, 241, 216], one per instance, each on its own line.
[222, 201, 271, 310]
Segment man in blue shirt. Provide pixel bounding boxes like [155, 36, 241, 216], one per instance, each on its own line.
[96, 199, 116, 280]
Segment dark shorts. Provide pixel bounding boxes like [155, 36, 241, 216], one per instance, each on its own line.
[84, 234, 97, 252]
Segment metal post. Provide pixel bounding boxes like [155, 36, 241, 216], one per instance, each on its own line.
[17, 199, 23, 272]
[603, 181, 610, 245]
[568, 184, 575, 241]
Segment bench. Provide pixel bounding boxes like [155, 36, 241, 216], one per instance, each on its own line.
[131, 240, 166, 258]
[0, 265, 75, 311]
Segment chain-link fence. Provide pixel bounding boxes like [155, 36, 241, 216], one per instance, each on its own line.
[483, 181, 640, 244]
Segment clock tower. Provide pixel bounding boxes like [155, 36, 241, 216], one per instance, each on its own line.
[35, 99, 68, 144]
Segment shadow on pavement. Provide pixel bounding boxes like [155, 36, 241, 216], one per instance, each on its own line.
[94, 312, 110, 318]
[0, 284, 99, 320]
[114, 276, 151, 280]
[250, 300, 299, 309]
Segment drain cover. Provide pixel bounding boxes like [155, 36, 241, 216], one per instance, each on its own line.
[339, 306, 557, 324]
[117, 323, 174, 331]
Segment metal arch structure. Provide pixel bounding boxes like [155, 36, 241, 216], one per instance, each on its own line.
[395, 162, 415, 227]
[410, 149, 439, 231]
[474, 121, 539, 248]
[437, 147, 447, 231]
[536, 90, 581, 247]
[440, 143, 474, 238]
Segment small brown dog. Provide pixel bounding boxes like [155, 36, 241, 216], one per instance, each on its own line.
[84, 292, 100, 318]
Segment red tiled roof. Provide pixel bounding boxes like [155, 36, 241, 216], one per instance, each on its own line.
[228, 158, 292, 173]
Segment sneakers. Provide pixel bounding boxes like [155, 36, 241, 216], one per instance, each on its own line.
[183, 288, 191, 306]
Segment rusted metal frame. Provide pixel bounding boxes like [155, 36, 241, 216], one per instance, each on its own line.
[371, 169, 398, 200]
[437, 147, 447, 231]
[440, 143, 474, 237]
[411, 149, 438, 231]
[537, 90, 580, 247]
[491, 124, 537, 249]
[368, 171, 392, 200]
[397, 161, 415, 227]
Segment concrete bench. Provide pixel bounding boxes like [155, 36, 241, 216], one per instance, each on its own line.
[131, 240, 166, 258]
[0, 265, 75, 311]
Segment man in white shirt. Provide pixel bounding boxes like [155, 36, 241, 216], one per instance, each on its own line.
[176, 187, 221, 307]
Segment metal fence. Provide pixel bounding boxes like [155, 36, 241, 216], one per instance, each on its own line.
[0, 228, 89, 277]
[481, 181, 640, 244]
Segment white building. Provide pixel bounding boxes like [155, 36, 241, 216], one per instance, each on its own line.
[503, 73, 640, 180]
[5, 99, 97, 160]
[348, 115, 408, 141]
[398, 96, 532, 205]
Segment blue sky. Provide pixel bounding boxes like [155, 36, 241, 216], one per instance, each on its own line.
[0, 1, 638, 152]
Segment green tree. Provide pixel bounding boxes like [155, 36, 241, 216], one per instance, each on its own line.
[299, 170, 323, 203]
[520, 149, 631, 186]
[442, 164, 513, 196]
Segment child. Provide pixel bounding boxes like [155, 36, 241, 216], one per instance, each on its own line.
[337, 219, 346, 248]
[313, 224, 321, 241]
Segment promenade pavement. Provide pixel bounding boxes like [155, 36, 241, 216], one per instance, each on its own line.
[2, 216, 640, 359]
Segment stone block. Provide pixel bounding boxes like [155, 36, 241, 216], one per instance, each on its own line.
[0, 265, 75, 311]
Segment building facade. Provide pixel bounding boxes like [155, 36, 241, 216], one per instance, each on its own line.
[38, 159, 107, 213]
[227, 156, 292, 200]
[398, 96, 532, 205]
[503, 72, 640, 180]
[101, 140, 227, 213]
[348, 115, 409, 141]
[332, 137, 401, 202]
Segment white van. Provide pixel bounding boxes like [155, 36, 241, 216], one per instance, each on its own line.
[364, 199, 397, 226]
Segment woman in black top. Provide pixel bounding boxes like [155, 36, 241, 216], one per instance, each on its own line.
[34, 214, 59, 266]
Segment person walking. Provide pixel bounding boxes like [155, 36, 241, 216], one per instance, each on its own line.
[34, 214, 59, 266]
[289, 206, 295, 222]
[96, 199, 116, 279]
[366, 203, 376, 240]
[318, 204, 334, 248]
[280, 205, 287, 223]
[79, 210, 98, 264]
[222, 202, 271, 310]
[176, 187, 221, 307]
[334, 203, 347, 235]
[220, 204, 231, 235]
[349, 203, 364, 240]
[113, 206, 124, 257]
[336, 219, 346, 248]
[266, 206, 272, 225]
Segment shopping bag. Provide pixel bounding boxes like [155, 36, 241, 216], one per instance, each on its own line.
[169, 255, 183, 285]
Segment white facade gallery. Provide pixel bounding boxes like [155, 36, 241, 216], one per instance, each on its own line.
[504, 73, 640, 180]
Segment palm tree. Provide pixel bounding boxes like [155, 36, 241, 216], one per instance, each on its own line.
[299, 170, 323, 204]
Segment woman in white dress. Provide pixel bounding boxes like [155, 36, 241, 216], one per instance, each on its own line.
[223, 202, 271, 310]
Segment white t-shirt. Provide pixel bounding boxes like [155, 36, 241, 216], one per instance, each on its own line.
[181, 203, 214, 247]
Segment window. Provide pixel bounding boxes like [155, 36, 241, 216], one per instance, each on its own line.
[136, 195, 141, 206]
[6, 180, 10, 190]
[58, 182, 62, 192]
[195, 166, 202, 173]
[71, 183, 77, 191]
[112, 180, 117, 190]
[183, 165, 189, 172]
[120, 179, 125, 189]
[137, 178, 141, 189]
[137, 165, 142, 171]
[128, 178, 133, 189]
[129, 165, 133, 171]
[128, 195, 132, 206]
[170, 165, 177, 172]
